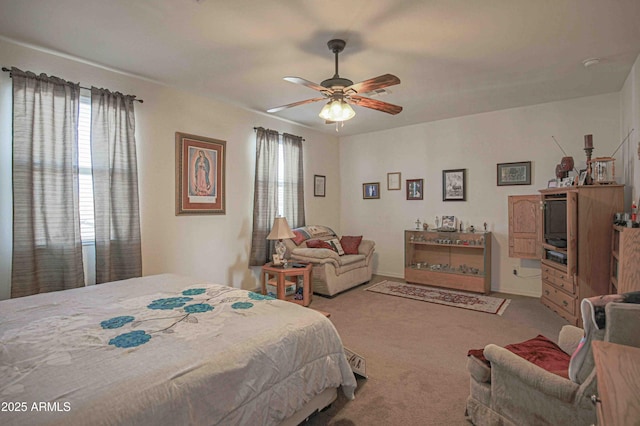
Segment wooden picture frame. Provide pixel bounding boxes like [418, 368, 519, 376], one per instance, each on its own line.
[497, 161, 532, 186]
[314, 175, 326, 197]
[175, 132, 226, 215]
[442, 169, 466, 201]
[406, 179, 423, 200]
[363, 182, 380, 199]
[387, 172, 401, 190]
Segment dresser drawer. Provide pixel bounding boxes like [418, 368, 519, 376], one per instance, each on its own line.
[542, 281, 576, 316]
[552, 271, 575, 294]
[542, 265, 575, 294]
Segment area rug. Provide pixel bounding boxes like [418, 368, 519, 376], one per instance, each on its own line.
[366, 281, 510, 315]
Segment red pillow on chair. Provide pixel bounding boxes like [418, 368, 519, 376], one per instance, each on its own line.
[306, 239, 334, 250]
[340, 235, 363, 255]
[292, 230, 307, 245]
[467, 334, 570, 379]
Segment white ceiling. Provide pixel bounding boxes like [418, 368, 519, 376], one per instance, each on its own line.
[1, 0, 639, 137]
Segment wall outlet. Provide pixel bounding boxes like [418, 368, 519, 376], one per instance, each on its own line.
[513, 268, 518, 276]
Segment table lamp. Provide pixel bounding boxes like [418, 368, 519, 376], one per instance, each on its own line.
[266, 216, 296, 266]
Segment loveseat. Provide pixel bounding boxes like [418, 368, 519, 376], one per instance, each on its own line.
[283, 225, 375, 296]
[465, 293, 640, 426]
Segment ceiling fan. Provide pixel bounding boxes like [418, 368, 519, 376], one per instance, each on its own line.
[267, 39, 403, 122]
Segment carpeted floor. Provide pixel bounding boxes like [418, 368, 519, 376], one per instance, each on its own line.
[304, 275, 569, 426]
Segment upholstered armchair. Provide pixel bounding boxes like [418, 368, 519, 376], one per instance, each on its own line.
[466, 294, 640, 426]
[282, 225, 375, 296]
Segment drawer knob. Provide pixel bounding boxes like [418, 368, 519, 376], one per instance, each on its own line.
[545, 290, 550, 296]
[562, 300, 568, 307]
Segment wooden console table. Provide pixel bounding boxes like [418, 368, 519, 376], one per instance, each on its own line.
[261, 262, 312, 307]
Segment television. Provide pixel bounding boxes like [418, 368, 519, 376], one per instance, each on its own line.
[544, 199, 567, 247]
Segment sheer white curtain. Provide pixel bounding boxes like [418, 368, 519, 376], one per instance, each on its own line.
[91, 87, 142, 283]
[281, 132, 305, 228]
[11, 68, 84, 297]
[249, 128, 305, 266]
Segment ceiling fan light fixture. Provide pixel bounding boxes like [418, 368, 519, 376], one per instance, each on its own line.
[319, 99, 355, 122]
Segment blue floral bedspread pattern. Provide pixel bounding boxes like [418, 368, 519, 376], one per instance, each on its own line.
[100, 287, 273, 348]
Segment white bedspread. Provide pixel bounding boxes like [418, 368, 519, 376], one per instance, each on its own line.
[0, 274, 356, 425]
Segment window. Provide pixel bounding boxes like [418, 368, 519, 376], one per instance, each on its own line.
[78, 91, 95, 243]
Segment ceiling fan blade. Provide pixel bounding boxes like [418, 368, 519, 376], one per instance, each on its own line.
[346, 74, 400, 94]
[349, 95, 403, 115]
[283, 77, 328, 93]
[267, 97, 325, 113]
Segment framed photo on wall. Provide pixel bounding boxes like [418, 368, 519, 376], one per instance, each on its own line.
[442, 169, 466, 201]
[406, 179, 423, 200]
[497, 161, 532, 186]
[387, 172, 401, 190]
[363, 182, 380, 199]
[314, 175, 326, 197]
[175, 132, 226, 215]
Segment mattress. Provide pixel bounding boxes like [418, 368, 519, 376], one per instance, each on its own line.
[0, 274, 356, 425]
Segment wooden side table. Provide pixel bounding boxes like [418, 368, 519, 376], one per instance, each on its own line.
[261, 262, 312, 307]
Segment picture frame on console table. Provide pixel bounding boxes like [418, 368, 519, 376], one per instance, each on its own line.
[443, 169, 466, 201]
[175, 132, 226, 215]
[497, 161, 531, 186]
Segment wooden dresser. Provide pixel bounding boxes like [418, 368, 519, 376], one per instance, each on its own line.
[539, 185, 623, 325]
[610, 225, 640, 294]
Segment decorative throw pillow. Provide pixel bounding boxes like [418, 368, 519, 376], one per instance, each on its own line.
[306, 239, 334, 250]
[326, 238, 345, 255]
[340, 235, 363, 255]
[467, 334, 571, 379]
[292, 230, 307, 246]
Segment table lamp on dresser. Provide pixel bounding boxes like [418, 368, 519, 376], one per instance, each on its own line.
[266, 216, 296, 267]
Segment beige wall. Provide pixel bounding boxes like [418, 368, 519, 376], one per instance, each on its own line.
[0, 39, 341, 300]
[621, 53, 640, 207]
[1, 37, 637, 301]
[339, 93, 622, 296]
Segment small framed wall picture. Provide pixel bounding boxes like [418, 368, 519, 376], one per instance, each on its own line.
[314, 175, 326, 197]
[442, 169, 466, 201]
[387, 172, 401, 190]
[406, 179, 423, 200]
[363, 182, 380, 199]
[497, 161, 532, 186]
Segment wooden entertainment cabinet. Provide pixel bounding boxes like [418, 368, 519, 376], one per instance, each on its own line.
[540, 185, 623, 325]
[404, 230, 491, 294]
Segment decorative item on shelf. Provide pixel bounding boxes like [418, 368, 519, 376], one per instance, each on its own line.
[589, 157, 616, 184]
[435, 216, 440, 229]
[440, 215, 457, 231]
[266, 216, 296, 267]
[583, 134, 594, 185]
[422, 222, 429, 230]
[415, 218, 422, 230]
[555, 156, 574, 180]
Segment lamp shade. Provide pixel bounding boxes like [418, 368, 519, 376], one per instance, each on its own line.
[266, 217, 296, 240]
[319, 99, 356, 122]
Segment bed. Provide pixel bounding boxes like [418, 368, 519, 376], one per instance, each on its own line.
[0, 274, 357, 425]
